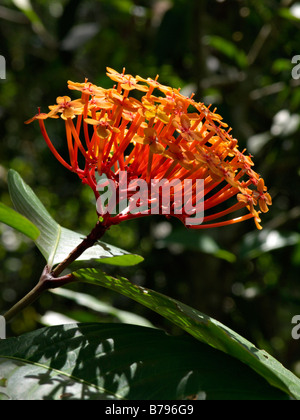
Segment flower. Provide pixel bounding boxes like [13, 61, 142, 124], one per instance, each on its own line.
[26, 67, 271, 230]
[48, 96, 84, 120]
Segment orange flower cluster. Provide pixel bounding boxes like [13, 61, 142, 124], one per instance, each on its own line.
[26, 67, 271, 229]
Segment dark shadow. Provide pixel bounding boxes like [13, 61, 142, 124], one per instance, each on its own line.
[0, 323, 290, 400]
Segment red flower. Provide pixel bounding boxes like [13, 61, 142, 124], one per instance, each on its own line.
[26, 68, 271, 230]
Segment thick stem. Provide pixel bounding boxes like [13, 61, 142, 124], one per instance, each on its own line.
[51, 221, 108, 277]
[4, 281, 44, 323]
[4, 266, 74, 323]
[3, 221, 108, 323]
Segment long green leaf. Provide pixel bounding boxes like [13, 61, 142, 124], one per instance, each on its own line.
[49, 288, 154, 327]
[73, 268, 300, 400]
[7, 170, 143, 269]
[0, 323, 288, 400]
[0, 202, 40, 240]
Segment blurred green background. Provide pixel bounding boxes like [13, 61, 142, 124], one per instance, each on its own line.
[0, 0, 300, 376]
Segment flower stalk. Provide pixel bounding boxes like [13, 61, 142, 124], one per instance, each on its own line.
[3, 266, 74, 323]
[4, 221, 108, 323]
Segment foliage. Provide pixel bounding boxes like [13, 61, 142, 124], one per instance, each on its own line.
[0, 0, 300, 400]
[0, 171, 299, 400]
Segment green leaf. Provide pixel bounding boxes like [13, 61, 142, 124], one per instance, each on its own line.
[0, 323, 289, 400]
[272, 58, 294, 74]
[0, 202, 40, 240]
[7, 170, 143, 269]
[239, 229, 300, 259]
[159, 227, 236, 262]
[49, 288, 154, 327]
[205, 35, 248, 68]
[278, 7, 300, 22]
[12, 0, 44, 26]
[73, 268, 300, 400]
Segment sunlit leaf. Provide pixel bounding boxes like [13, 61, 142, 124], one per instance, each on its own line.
[239, 229, 300, 259]
[271, 109, 300, 137]
[0, 202, 40, 240]
[7, 170, 143, 269]
[272, 58, 294, 73]
[247, 132, 273, 155]
[73, 268, 300, 400]
[12, 0, 43, 26]
[278, 7, 300, 21]
[61, 23, 100, 51]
